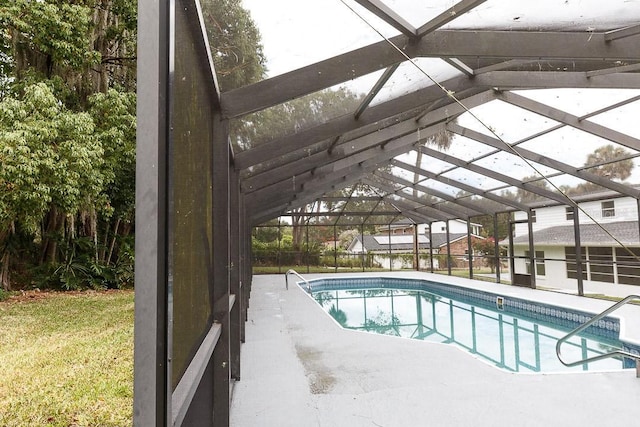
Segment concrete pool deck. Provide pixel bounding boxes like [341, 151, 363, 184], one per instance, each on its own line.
[230, 272, 640, 426]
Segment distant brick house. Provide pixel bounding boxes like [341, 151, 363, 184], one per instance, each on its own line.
[348, 230, 486, 270]
[433, 233, 487, 269]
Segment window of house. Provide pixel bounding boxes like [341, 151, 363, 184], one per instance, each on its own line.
[441, 226, 445, 231]
[601, 200, 615, 218]
[615, 247, 640, 285]
[565, 246, 587, 280]
[566, 207, 574, 221]
[525, 250, 545, 276]
[589, 247, 614, 283]
[530, 210, 536, 223]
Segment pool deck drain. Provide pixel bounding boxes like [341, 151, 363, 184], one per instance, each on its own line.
[230, 272, 640, 427]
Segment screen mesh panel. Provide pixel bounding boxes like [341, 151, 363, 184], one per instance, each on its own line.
[170, 3, 215, 390]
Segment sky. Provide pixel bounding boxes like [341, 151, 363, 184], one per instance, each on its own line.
[239, 0, 640, 196]
[241, 0, 640, 79]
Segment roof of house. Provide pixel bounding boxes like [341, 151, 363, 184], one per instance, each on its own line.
[352, 234, 430, 252]
[429, 233, 470, 248]
[384, 218, 483, 230]
[506, 220, 640, 246]
[351, 232, 481, 252]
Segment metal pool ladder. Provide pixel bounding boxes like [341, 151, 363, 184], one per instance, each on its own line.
[556, 294, 640, 377]
[285, 269, 310, 291]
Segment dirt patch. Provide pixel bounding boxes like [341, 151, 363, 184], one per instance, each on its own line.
[0, 289, 131, 305]
[295, 344, 336, 394]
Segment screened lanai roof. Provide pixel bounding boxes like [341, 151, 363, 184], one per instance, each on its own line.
[224, 1, 640, 226]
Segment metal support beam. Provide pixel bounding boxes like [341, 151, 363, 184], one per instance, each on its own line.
[476, 71, 640, 90]
[428, 222, 434, 273]
[493, 213, 501, 284]
[497, 91, 640, 152]
[211, 114, 231, 426]
[235, 85, 493, 172]
[474, 59, 540, 74]
[447, 122, 640, 199]
[229, 170, 241, 381]
[527, 210, 536, 289]
[388, 223, 393, 271]
[416, 145, 571, 205]
[354, 0, 417, 37]
[361, 178, 453, 222]
[390, 158, 530, 211]
[414, 223, 420, 271]
[442, 57, 475, 76]
[366, 174, 476, 219]
[242, 116, 444, 194]
[446, 221, 452, 276]
[374, 170, 489, 216]
[134, 1, 170, 424]
[354, 64, 401, 119]
[333, 225, 338, 272]
[246, 123, 447, 215]
[360, 223, 365, 272]
[467, 218, 473, 279]
[416, 0, 488, 36]
[605, 24, 640, 41]
[586, 62, 640, 78]
[508, 219, 515, 285]
[573, 207, 584, 297]
[222, 30, 640, 118]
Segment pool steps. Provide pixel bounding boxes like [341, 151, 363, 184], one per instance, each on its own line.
[556, 294, 640, 378]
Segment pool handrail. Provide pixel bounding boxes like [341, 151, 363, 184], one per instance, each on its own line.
[556, 294, 640, 377]
[285, 269, 310, 291]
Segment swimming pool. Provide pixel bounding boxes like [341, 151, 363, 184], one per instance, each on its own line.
[305, 277, 640, 373]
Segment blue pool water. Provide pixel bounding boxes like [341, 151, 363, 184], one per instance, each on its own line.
[307, 277, 639, 373]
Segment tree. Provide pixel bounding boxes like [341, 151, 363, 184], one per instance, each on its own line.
[200, 0, 266, 91]
[473, 237, 498, 273]
[514, 174, 550, 203]
[0, 0, 140, 290]
[338, 229, 360, 249]
[2, 0, 137, 102]
[0, 0, 269, 289]
[584, 144, 634, 180]
[88, 89, 137, 265]
[245, 88, 365, 256]
[563, 145, 635, 196]
[0, 83, 104, 288]
[235, 87, 363, 150]
[253, 218, 280, 243]
[413, 121, 456, 198]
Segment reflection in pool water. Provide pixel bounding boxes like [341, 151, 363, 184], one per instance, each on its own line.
[312, 288, 627, 373]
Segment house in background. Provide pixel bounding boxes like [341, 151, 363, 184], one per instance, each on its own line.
[427, 219, 482, 236]
[379, 218, 482, 236]
[347, 234, 430, 269]
[350, 219, 485, 270]
[509, 191, 640, 288]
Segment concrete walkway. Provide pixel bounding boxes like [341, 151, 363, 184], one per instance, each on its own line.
[230, 272, 640, 427]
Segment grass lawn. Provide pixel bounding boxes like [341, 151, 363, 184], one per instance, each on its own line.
[0, 290, 134, 426]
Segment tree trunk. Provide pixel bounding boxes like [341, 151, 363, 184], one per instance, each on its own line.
[291, 208, 307, 265]
[40, 207, 64, 264]
[0, 251, 10, 291]
[106, 218, 121, 265]
[0, 224, 13, 291]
